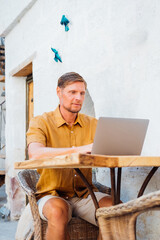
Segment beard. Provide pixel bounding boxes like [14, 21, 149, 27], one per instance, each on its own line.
[63, 104, 82, 113]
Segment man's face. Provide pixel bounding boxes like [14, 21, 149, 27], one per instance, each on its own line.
[57, 81, 86, 113]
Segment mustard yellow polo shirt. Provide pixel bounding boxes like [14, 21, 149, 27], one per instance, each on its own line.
[27, 106, 97, 200]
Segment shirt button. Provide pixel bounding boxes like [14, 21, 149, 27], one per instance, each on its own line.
[71, 131, 73, 133]
[75, 174, 77, 177]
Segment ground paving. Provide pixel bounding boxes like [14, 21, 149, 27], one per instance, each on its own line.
[0, 184, 18, 240]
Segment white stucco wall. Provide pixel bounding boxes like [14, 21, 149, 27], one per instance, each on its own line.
[0, 0, 37, 36]
[1, 0, 160, 237]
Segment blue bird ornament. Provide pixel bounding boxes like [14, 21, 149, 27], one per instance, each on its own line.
[60, 15, 70, 31]
[51, 48, 62, 63]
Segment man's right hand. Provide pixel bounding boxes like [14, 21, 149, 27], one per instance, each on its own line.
[77, 143, 93, 154]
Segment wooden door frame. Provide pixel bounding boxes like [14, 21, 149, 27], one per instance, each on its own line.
[26, 74, 33, 131]
[26, 74, 33, 160]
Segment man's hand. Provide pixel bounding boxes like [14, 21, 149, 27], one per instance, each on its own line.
[77, 143, 93, 154]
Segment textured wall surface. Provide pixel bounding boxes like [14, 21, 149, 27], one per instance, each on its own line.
[0, 0, 37, 36]
[1, 0, 160, 237]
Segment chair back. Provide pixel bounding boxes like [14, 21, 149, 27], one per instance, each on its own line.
[17, 169, 40, 195]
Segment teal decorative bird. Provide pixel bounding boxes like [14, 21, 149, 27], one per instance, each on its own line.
[60, 15, 70, 31]
[51, 48, 62, 63]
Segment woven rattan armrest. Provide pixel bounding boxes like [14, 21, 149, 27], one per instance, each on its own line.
[96, 190, 160, 240]
[96, 189, 160, 219]
[17, 169, 40, 196]
[93, 181, 111, 195]
[17, 170, 42, 240]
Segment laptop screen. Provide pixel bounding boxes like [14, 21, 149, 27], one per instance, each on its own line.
[91, 117, 149, 156]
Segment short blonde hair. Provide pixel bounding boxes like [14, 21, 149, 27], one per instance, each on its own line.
[58, 72, 87, 89]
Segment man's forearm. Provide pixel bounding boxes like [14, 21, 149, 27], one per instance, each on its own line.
[29, 146, 77, 159]
[28, 143, 92, 160]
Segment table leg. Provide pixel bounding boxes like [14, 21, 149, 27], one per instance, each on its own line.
[137, 167, 159, 197]
[110, 168, 116, 205]
[74, 168, 99, 209]
[116, 168, 122, 204]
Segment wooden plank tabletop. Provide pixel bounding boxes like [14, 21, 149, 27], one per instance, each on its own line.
[14, 154, 160, 169]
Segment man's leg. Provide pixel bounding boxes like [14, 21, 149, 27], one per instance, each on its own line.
[70, 192, 112, 240]
[71, 192, 112, 225]
[39, 196, 71, 240]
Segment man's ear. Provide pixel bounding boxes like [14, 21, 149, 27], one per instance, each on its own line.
[56, 86, 61, 98]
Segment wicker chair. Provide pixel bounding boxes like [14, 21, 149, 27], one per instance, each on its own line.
[17, 169, 111, 240]
[96, 190, 160, 240]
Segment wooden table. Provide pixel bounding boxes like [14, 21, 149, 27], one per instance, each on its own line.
[15, 154, 160, 207]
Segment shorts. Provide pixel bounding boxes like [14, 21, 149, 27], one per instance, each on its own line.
[38, 192, 108, 226]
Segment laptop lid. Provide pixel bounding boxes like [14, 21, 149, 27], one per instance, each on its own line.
[91, 117, 149, 155]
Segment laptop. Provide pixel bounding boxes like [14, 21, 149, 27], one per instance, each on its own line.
[91, 117, 149, 155]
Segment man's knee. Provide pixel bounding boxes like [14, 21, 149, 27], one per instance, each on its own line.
[49, 206, 68, 223]
[43, 198, 69, 224]
[99, 196, 123, 207]
[98, 196, 113, 207]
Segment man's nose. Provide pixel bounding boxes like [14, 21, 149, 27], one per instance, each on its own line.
[75, 93, 82, 101]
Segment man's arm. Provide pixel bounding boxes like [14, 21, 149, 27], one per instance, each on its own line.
[28, 142, 93, 160]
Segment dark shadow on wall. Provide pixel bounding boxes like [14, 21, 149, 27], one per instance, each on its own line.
[81, 89, 95, 117]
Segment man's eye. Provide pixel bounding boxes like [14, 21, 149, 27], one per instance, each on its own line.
[81, 92, 85, 96]
[71, 91, 76, 94]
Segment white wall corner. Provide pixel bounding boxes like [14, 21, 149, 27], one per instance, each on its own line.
[0, 0, 37, 36]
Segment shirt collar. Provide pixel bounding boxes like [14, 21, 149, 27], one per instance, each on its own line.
[74, 113, 83, 127]
[54, 105, 83, 128]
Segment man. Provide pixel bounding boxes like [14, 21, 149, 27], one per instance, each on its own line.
[27, 72, 112, 240]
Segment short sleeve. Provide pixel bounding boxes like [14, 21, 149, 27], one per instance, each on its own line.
[26, 116, 48, 146]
